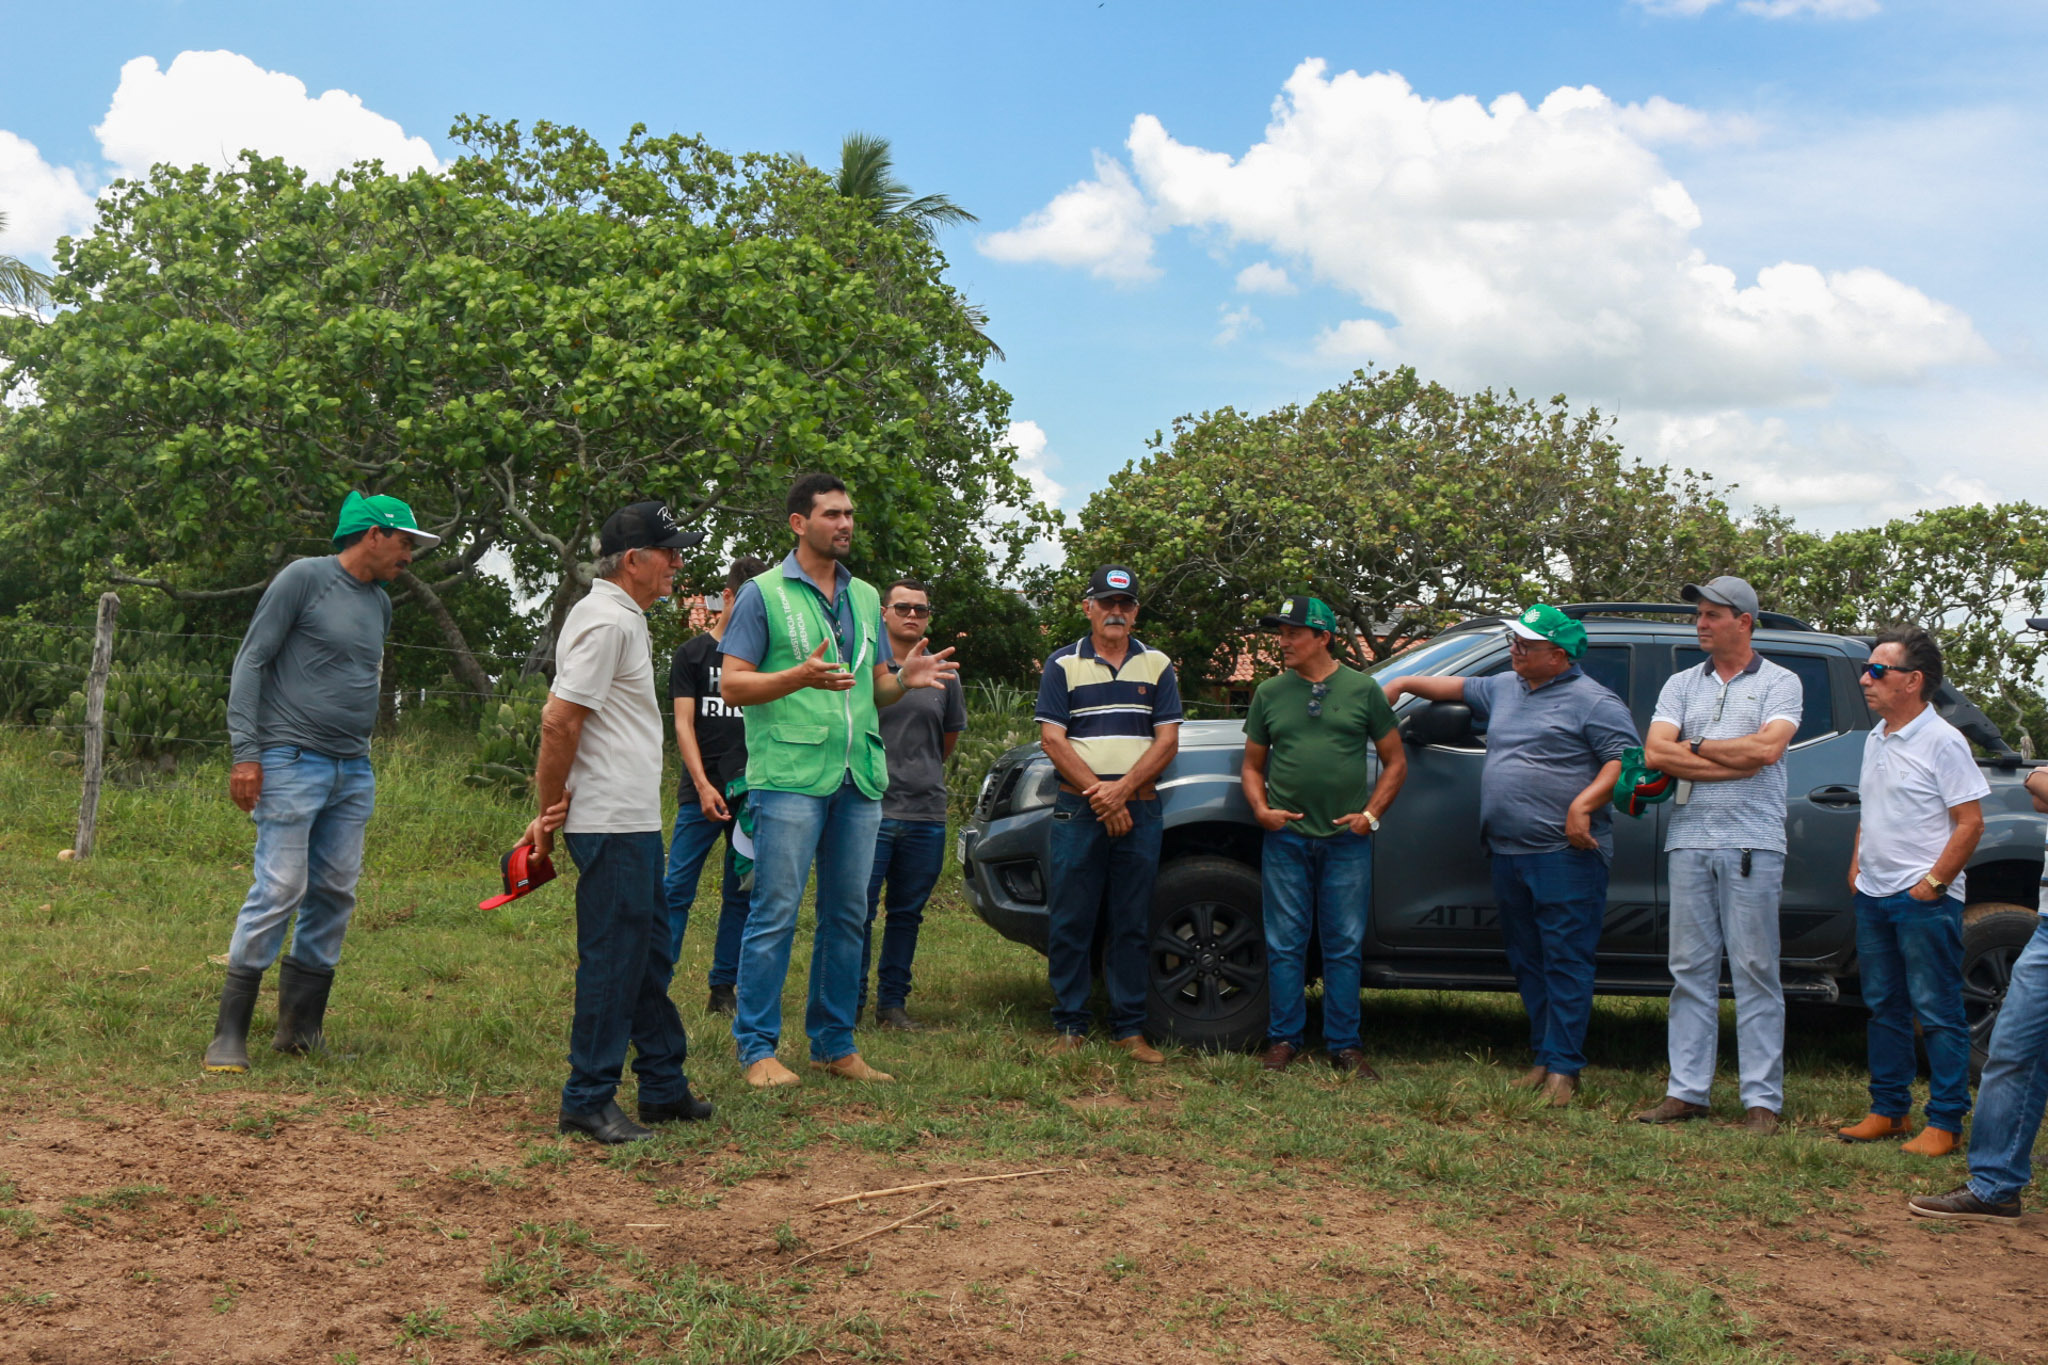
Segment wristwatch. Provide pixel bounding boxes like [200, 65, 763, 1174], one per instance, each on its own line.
[1363, 810, 1380, 833]
[1689, 738, 1705, 757]
[1922, 873, 1950, 896]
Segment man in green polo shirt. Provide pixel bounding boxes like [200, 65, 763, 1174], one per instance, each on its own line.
[1241, 595, 1407, 1076]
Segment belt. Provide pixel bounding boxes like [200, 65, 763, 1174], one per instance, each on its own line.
[1058, 781, 1158, 801]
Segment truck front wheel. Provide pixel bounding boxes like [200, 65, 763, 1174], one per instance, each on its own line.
[1962, 901, 2039, 1081]
[1146, 856, 1268, 1052]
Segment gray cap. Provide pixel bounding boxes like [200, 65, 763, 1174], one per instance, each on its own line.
[1682, 575, 1760, 621]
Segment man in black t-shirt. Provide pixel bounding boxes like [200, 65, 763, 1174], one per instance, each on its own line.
[665, 556, 766, 1015]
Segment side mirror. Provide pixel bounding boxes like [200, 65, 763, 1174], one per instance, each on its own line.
[1399, 700, 1475, 747]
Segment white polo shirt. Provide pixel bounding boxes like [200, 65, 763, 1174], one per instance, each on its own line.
[552, 578, 662, 834]
[1855, 705, 1990, 900]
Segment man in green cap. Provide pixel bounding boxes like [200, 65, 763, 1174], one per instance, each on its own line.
[1241, 595, 1407, 1077]
[203, 491, 441, 1074]
[1384, 603, 1637, 1107]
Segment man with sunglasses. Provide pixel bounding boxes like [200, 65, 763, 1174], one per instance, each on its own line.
[855, 578, 968, 1031]
[1633, 577, 1803, 1135]
[1838, 627, 1987, 1156]
[523, 500, 711, 1144]
[1035, 565, 1183, 1061]
[1385, 604, 1637, 1107]
[1241, 596, 1406, 1076]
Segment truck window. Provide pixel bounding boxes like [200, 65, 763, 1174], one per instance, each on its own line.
[1674, 648, 1835, 745]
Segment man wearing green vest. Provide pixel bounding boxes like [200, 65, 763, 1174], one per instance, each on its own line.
[718, 473, 960, 1088]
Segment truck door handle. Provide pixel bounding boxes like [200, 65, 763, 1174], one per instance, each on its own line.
[1808, 785, 1860, 809]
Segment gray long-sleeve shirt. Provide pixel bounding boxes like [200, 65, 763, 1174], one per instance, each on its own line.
[227, 557, 391, 763]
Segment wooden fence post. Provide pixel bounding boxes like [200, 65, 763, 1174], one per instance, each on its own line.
[73, 592, 119, 860]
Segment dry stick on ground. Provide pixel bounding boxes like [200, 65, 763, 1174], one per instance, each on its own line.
[789, 1200, 949, 1267]
[808, 1167, 1068, 1210]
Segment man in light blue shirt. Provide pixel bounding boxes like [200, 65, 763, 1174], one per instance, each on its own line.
[1634, 577, 1802, 1134]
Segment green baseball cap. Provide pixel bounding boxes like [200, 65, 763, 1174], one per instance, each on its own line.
[1259, 595, 1339, 633]
[332, 491, 441, 550]
[1507, 603, 1586, 658]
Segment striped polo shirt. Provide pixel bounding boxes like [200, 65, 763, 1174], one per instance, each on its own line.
[1035, 635, 1184, 780]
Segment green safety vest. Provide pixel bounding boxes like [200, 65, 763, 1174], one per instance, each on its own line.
[744, 567, 888, 799]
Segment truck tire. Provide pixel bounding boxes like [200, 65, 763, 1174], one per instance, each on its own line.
[1962, 901, 2039, 1081]
[1146, 855, 1268, 1052]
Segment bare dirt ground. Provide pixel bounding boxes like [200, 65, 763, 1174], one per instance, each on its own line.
[2, 1094, 2043, 1364]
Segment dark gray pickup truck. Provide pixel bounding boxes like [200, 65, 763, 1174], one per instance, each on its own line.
[959, 604, 2046, 1063]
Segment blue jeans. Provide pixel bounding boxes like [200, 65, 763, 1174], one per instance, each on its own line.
[561, 831, 690, 1114]
[228, 746, 374, 972]
[1262, 826, 1373, 1052]
[1968, 918, 2048, 1204]
[732, 779, 883, 1066]
[1492, 848, 1609, 1077]
[858, 818, 947, 1014]
[1856, 889, 1971, 1132]
[663, 800, 750, 988]
[1046, 793, 1161, 1038]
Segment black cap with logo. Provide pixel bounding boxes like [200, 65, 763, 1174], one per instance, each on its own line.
[599, 501, 706, 556]
[1085, 565, 1140, 602]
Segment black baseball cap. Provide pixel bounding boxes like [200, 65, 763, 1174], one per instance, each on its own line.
[1085, 565, 1139, 601]
[599, 501, 706, 556]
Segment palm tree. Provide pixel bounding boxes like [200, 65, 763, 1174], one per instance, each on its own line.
[0, 212, 52, 312]
[833, 132, 979, 241]
[830, 133, 1000, 358]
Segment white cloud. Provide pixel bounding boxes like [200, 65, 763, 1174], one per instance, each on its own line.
[1234, 261, 1296, 295]
[995, 61, 1985, 411]
[95, 51, 440, 182]
[978, 152, 1157, 282]
[0, 50, 440, 269]
[0, 131, 95, 265]
[1215, 304, 1260, 345]
[997, 419, 1069, 568]
[1631, 0, 1880, 16]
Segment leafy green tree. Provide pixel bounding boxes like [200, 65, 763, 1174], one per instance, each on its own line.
[0, 119, 1044, 695]
[0, 212, 51, 312]
[1059, 367, 1765, 687]
[1754, 504, 2048, 751]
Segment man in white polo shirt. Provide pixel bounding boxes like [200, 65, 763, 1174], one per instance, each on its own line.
[524, 501, 712, 1145]
[1836, 626, 1987, 1157]
[1633, 577, 1802, 1135]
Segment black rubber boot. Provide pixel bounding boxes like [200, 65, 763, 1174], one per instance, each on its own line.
[202, 966, 263, 1073]
[640, 1082, 715, 1125]
[272, 955, 335, 1055]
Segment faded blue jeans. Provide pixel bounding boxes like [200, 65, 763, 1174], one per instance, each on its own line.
[1967, 918, 2048, 1204]
[561, 831, 690, 1114]
[1262, 826, 1373, 1052]
[1856, 888, 1972, 1133]
[731, 779, 883, 1067]
[1491, 847, 1609, 1078]
[858, 818, 947, 1015]
[1046, 793, 1161, 1039]
[227, 746, 374, 973]
[1665, 848, 1787, 1113]
[663, 799, 750, 988]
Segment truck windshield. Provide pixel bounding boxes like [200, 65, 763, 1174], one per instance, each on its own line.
[1368, 632, 1492, 684]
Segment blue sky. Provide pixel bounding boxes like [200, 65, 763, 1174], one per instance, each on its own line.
[4, 1, 2043, 539]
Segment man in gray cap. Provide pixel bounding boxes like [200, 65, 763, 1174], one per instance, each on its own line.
[1633, 576, 1803, 1134]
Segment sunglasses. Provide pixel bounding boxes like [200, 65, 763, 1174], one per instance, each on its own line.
[888, 603, 932, 618]
[1093, 596, 1138, 611]
[1862, 661, 1920, 680]
[1307, 680, 1331, 719]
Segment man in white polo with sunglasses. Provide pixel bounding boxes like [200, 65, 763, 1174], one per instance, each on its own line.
[1633, 577, 1802, 1135]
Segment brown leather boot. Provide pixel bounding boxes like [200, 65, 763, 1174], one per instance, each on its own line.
[1740, 1108, 1782, 1135]
[1633, 1096, 1710, 1124]
[1046, 1032, 1087, 1056]
[1837, 1112, 1912, 1143]
[1113, 1035, 1164, 1065]
[742, 1056, 802, 1088]
[1901, 1126, 1959, 1157]
[812, 1053, 895, 1082]
[1510, 1065, 1548, 1090]
[1541, 1072, 1577, 1109]
[1330, 1048, 1380, 1081]
[1260, 1042, 1299, 1072]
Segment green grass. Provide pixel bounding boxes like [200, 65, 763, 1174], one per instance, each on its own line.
[0, 725, 2014, 1362]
